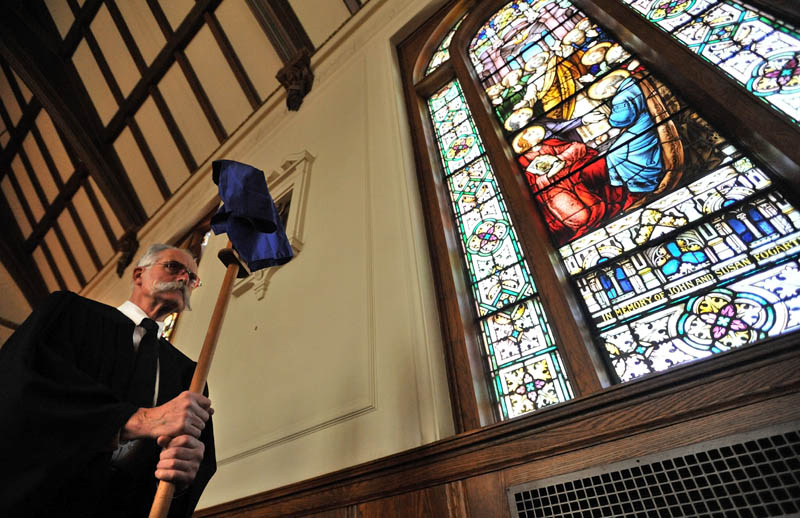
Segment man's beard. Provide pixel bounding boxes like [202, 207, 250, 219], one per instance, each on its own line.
[152, 281, 192, 311]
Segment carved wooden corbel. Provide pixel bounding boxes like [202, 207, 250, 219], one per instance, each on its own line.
[116, 230, 139, 277]
[277, 49, 314, 111]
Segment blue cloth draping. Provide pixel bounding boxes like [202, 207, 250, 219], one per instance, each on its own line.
[210, 159, 293, 271]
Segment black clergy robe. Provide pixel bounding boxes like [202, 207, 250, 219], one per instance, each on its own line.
[0, 291, 215, 517]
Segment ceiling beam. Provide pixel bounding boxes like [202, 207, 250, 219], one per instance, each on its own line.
[246, 0, 315, 110]
[0, 4, 147, 235]
[0, 197, 49, 307]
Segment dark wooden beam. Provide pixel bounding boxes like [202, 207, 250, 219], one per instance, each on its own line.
[343, 0, 362, 16]
[204, 11, 261, 110]
[77, 12, 125, 105]
[104, 0, 226, 146]
[16, 138, 51, 217]
[26, 121, 103, 269]
[66, 199, 103, 270]
[174, 51, 227, 141]
[52, 219, 86, 286]
[81, 171, 119, 248]
[149, 86, 197, 172]
[0, 315, 20, 330]
[63, 0, 104, 55]
[104, 0, 196, 173]
[246, 0, 314, 63]
[39, 238, 66, 290]
[0, 196, 49, 307]
[246, 0, 315, 110]
[0, 68, 42, 174]
[0, 4, 148, 234]
[24, 168, 89, 252]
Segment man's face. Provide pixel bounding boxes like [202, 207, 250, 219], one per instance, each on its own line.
[134, 249, 198, 314]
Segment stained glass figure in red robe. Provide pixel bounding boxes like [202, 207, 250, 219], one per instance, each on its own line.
[514, 124, 637, 244]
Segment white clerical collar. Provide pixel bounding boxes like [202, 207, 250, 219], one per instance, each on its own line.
[117, 300, 166, 339]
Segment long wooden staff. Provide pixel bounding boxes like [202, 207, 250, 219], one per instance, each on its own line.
[149, 241, 243, 518]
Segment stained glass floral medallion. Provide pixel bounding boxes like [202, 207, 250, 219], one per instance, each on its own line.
[428, 80, 574, 418]
[621, 0, 800, 124]
[469, 0, 800, 382]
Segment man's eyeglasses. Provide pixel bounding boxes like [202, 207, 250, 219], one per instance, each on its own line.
[147, 260, 202, 288]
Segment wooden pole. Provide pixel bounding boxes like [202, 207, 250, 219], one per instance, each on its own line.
[149, 241, 241, 518]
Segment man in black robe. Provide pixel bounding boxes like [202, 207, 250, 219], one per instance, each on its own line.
[0, 244, 215, 517]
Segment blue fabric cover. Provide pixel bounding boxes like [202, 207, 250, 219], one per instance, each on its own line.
[211, 159, 293, 271]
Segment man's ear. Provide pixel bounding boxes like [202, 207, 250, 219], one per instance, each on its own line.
[132, 266, 144, 285]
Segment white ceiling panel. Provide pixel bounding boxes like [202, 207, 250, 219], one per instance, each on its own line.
[73, 40, 118, 125]
[135, 96, 190, 191]
[0, 71, 22, 126]
[12, 70, 32, 103]
[43, 228, 80, 292]
[1, 175, 32, 237]
[22, 133, 58, 203]
[115, 1, 167, 66]
[158, 63, 218, 165]
[87, 176, 124, 240]
[57, 209, 96, 282]
[33, 246, 59, 292]
[35, 110, 74, 184]
[72, 186, 114, 263]
[185, 25, 252, 134]
[91, 4, 140, 98]
[289, 0, 349, 49]
[113, 127, 163, 216]
[11, 155, 44, 223]
[0, 262, 32, 325]
[215, 0, 281, 100]
[159, 0, 195, 32]
[44, 0, 74, 39]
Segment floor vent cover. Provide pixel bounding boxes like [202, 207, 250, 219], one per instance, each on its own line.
[507, 421, 800, 517]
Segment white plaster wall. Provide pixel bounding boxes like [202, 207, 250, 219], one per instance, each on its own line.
[81, 0, 454, 508]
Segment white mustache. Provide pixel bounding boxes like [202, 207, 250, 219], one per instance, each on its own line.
[153, 281, 192, 311]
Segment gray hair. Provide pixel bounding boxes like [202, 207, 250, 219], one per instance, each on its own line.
[136, 243, 195, 267]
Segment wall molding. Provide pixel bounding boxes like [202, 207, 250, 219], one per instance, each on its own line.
[232, 150, 313, 300]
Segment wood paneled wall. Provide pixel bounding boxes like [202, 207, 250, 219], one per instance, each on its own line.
[195, 338, 800, 518]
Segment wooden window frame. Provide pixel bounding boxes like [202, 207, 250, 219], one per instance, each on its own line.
[400, 0, 800, 433]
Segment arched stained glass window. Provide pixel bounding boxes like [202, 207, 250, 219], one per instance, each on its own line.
[401, 0, 800, 427]
[469, 0, 800, 383]
[619, 0, 800, 124]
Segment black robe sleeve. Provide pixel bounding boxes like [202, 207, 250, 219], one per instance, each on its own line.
[0, 291, 216, 517]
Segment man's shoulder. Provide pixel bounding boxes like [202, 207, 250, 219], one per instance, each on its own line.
[44, 291, 128, 320]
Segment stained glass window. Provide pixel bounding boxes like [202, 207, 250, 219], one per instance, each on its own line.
[426, 80, 574, 418]
[619, 0, 800, 124]
[467, 0, 800, 383]
[425, 15, 467, 76]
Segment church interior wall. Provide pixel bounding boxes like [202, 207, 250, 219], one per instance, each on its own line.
[78, 0, 455, 509]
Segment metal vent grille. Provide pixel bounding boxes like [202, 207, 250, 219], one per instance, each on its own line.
[508, 421, 800, 517]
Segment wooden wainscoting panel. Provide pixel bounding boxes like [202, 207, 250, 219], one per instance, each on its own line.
[195, 342, 800, 518]
[463, 471, 508, 518]
[359, 482, 465, 518]
[301, 505, 360, 518]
